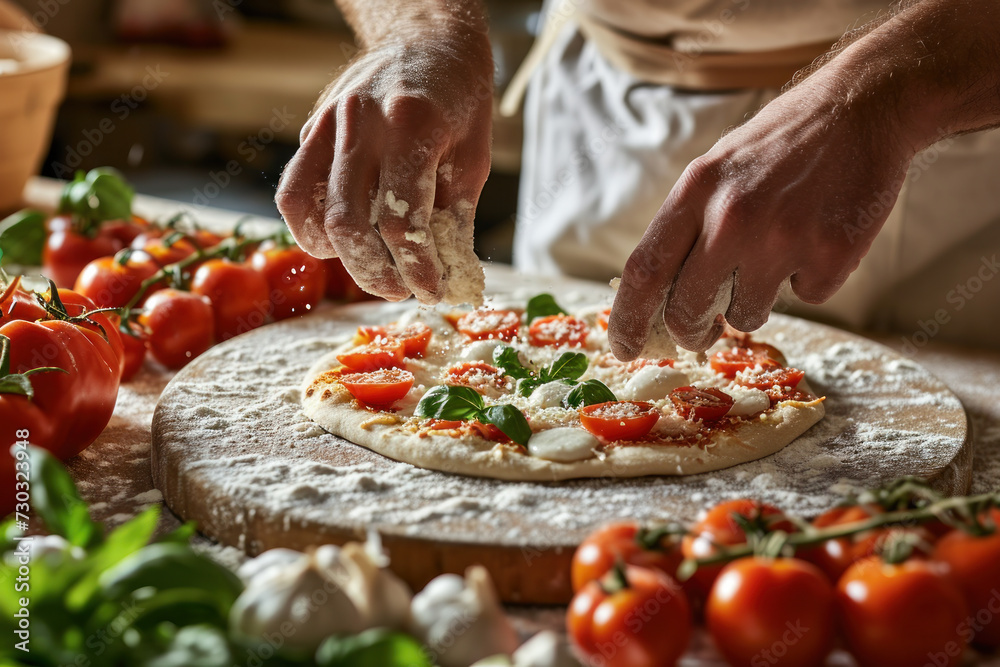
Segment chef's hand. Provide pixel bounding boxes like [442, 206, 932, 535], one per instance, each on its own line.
[276, 25, 493, 302]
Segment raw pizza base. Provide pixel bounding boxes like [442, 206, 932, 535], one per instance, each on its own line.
[301, 349, 825, 483]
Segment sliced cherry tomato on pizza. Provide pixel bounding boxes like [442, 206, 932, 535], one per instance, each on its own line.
[669, 386, 734, 421]
[596, 308, 610, 331]
[568, 565, 691, 667]
[579, 401, 659, 441]
[736, 366, 805, 394]
[455, 309, 521, 341]
[470, 420, 511, 443]
[339, 368, 414, 408]
[627, 357, 675, 371]
[571, 521, 684, 592]
[528, 314, 589, 348]
[707, 557, 836, 667]
[337, 339, 405, 372]
[710, 343, 786, 378]
[445, 362, 508, 395]
[836, 557, 969, 667]
[681, 499, 796, 598]
[933, 509, 1000, 649]
[358, 322, 433, 358]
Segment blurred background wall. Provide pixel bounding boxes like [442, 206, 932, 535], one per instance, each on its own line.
[12, 0, 538, 262]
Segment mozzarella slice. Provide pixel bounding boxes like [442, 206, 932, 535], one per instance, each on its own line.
[527, 381, 574, 409]
[725, 384, 770, 417]
[459, 339, 503, 364]
[619, 365, 689, 402]
[527, 427, 599, 462]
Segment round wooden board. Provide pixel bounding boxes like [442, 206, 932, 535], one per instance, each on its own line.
[151, 270, 972, 604]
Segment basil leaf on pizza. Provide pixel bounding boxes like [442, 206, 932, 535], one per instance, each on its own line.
[525, 293, 568, 323]
[479, 404, 532, 446]
[415, 385, 484, 420]
[564, 379, 617, 409]
[492, 345, 532, 380]
[540, 352, 588, 384]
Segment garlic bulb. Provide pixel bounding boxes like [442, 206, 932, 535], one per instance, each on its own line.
[229, 536, 412, 655]
[410, 566, 519, 667]
[229, 545, 364, 654]
[469, 631, 581, 667]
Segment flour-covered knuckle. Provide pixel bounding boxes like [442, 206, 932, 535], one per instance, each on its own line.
[326, 219, 411, 300]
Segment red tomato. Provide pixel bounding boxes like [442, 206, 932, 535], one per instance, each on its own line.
[0, 283, 122, 476]
[190, 259, 271, 341]
[445, 362, 507, 395]
[837, 557, 968, 667]
[707, 558, 835, 667]
[139, 289, 215, 369]
[710, 343, 785, 378]
[571, 522, 684, 592]
[933, 511, 1000, 649]
[249, 241, 327, 320]
[73, 253, 162, 308]
[596, 308, 610, 331]
[358, 322, 433, 358]
[455, 309, 521, 341]
[682, 499, 796, 598]
[44, 224, 120, 288]
[119, 324, 147, 382]
[626, 357, 675, 372]
[669, 386, 734, 421]
[339, 368, 414, 408]
[567, 565, 691, 667]
[469, 420, 511, 443]
[528, 315, 589, 348]
[579, 401, 659, 441]
[799, 504, 884, 581]
[337, 339, 405, 372]
[736, 367, 805, 392]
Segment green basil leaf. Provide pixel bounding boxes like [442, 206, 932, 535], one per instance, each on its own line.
[28, 446, 102, 549]
[0, 209, 46, 266]
[59, 167, 134, 226]
[99, 543, 244, 613]
[414, 385, 484, 420]
[317, 629, 432, 667]
[541, 351, 589, 383]
[515, 377, 541, 397]
[525, 293, 567, 323]
[479, 404, 532, 446]
[491, 345, 531, 380]
[564, 379, 617, 409]
[141, 625, 232, 667]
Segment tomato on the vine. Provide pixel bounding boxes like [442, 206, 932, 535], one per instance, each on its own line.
[528, 314, 589, 348]
[119, 323, 147, 382]
[670, 386, 733, 421]
[73, 252, 162, 308]
[571, 521, 684, 592]
[682, 499, 795, 597]
[139, 289, 215, 369]
[190, 259, 271, 341]
[799, 504, 884, 581]
[339, 369, 414, 408]
[567, 565, 691, 667]
[933, 509, 1000, 649]
[836, 557, 968, 667]
[43, 217, 125, 289]
[707, 557, 835, 667]
[454, 309, 521, 341]
[579, 401, 659, 441]
[249, 240, 327, 321]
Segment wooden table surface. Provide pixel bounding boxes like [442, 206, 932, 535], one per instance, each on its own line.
[21, 181, 1000, 665]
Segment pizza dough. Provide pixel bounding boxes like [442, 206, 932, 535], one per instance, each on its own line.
[300, 300, 825, 481]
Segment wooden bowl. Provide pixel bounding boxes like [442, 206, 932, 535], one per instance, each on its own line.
[0, 29, 70, 213]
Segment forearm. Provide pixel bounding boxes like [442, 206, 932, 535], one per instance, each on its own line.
[811, 0, 1000, 153]
[335, 0, 489, 49]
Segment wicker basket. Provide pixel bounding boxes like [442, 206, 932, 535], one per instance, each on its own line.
[0, 13, 70, 214]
